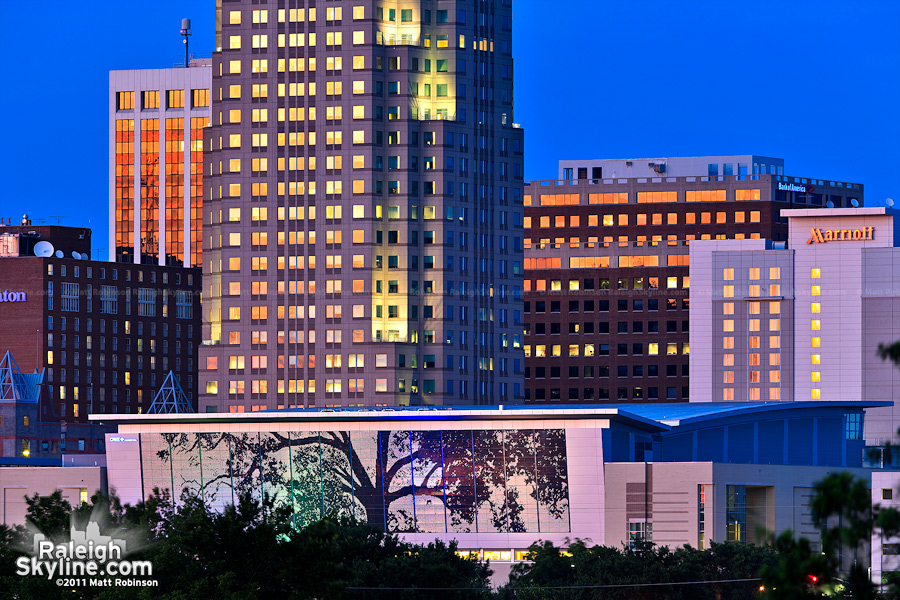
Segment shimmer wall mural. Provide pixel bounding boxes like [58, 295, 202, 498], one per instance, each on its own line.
[140, 429, 570, 534]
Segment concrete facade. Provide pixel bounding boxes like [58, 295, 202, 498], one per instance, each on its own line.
[0, 466, 106, 526]
[689, 208, 900, 444]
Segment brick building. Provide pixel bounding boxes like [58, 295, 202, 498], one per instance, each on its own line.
[0, 225, 201, 451]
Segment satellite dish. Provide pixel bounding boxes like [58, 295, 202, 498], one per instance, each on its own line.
[80, 253, 89, 260]
[55, 250, 64, 258]
[33, 241, 54, 257]
[826, 200, 834, 208]
[888, 198, 895, 207]
[851, 199, 859, 207]
[71, 251, 82, 260]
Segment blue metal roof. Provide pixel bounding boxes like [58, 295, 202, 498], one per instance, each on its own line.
[614, 401, 891, 426]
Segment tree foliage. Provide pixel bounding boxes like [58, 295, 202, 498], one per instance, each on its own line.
[498, 538, 777, 600]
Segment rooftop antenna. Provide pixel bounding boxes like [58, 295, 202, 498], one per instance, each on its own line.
[181, 19, 192, 68]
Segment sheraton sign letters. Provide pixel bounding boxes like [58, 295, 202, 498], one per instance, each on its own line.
[806, 226, 874, 244]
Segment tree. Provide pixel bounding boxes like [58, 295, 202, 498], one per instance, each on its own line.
[150, 428, 571, 535]
[501, 538, 777, 600]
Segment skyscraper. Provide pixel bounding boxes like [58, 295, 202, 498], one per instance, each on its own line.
[109, 62, 212, 267]
[199, 1, 525, 411]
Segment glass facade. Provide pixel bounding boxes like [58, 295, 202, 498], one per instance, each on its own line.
[115, 120, 135, 260]
[139, 119, 160, 264]
[140, 427, 570, 533]
[726, 484, 746, 543]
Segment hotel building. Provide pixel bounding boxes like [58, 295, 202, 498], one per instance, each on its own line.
[109, 62, 212, 267]
[198, 1, 525, 412]
[0, 224, 201, 449]
[524, 157, 862, 404]
[690, 207, 900, 443]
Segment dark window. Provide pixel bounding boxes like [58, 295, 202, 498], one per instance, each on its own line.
[617, 344, 627, 355]
[569, 366, 579, 377]
[618, 322, 628, 333]
[584, 300, 595, 312]
[569, 301, 579, 313]
[633, 299, 643, 311]
[618, 366, 627, 377]
[667, 387, 677, 399]
[551, 301, 561, 313]
[550, 366, 560, 378]
[617, 300, 628, 311]
[649, 299, 659, 311]
[599, 300, 610, 311]
[648, 365, 659, 377]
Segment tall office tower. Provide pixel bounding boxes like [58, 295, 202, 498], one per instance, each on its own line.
[109, 62, 212, 267]
[524, 156, 863, 404]
[200, 1, 525, 411]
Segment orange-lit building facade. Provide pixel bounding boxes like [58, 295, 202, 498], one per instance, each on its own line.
[109, 63, 212, 268]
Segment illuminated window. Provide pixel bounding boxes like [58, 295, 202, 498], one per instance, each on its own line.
[723, 320, 734, 332]
[749, 354, 761, 366]
[769, 301, 781, 314]
[749, 319, 760, 331]
[769, 336, 780, 348]
[749, 388, 761, 400]
[811, 285, 821, 296]
[811, 372, 821, 382]
[811, 388, 821, 400]
[749, 268, 760, 280]
[749, 285, 761, 297]
[769, 267, 780, 279]
[769, 353, 780, 366]
[723, 268, 734, 281]
[769, 319, 780, 331]
[723, 285, 734, 298]
[723, 354, 734, 366]
[811, 337, 821, 348]
[811, 268, 821, 279]
[811, 320, 821, 330]
[723, 337, 734, 349]
[723, 388, 734, 401]
[811, 303, 821, 313]
[769, 388, 781, 400]
[749, 302, 760, 315]
[723, 371, 734, 383]
[723, 303, 734, 315]
[812, 354, 821, 365]
[769, 371, 781, 383]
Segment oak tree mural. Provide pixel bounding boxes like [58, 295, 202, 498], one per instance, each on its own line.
[145, 428, 570, 534]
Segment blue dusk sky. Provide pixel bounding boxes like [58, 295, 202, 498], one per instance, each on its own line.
[0, 0, 898, 255]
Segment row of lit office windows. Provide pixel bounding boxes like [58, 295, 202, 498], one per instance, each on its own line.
[527, 209, 762, 229]
[116, 89, 209, 111]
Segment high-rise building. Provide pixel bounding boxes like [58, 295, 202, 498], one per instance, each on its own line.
[109, 61, 212, 267]
[689, 206, 900, 444]
[199, 1, 525, 412]
[523, 157, 863, 404]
